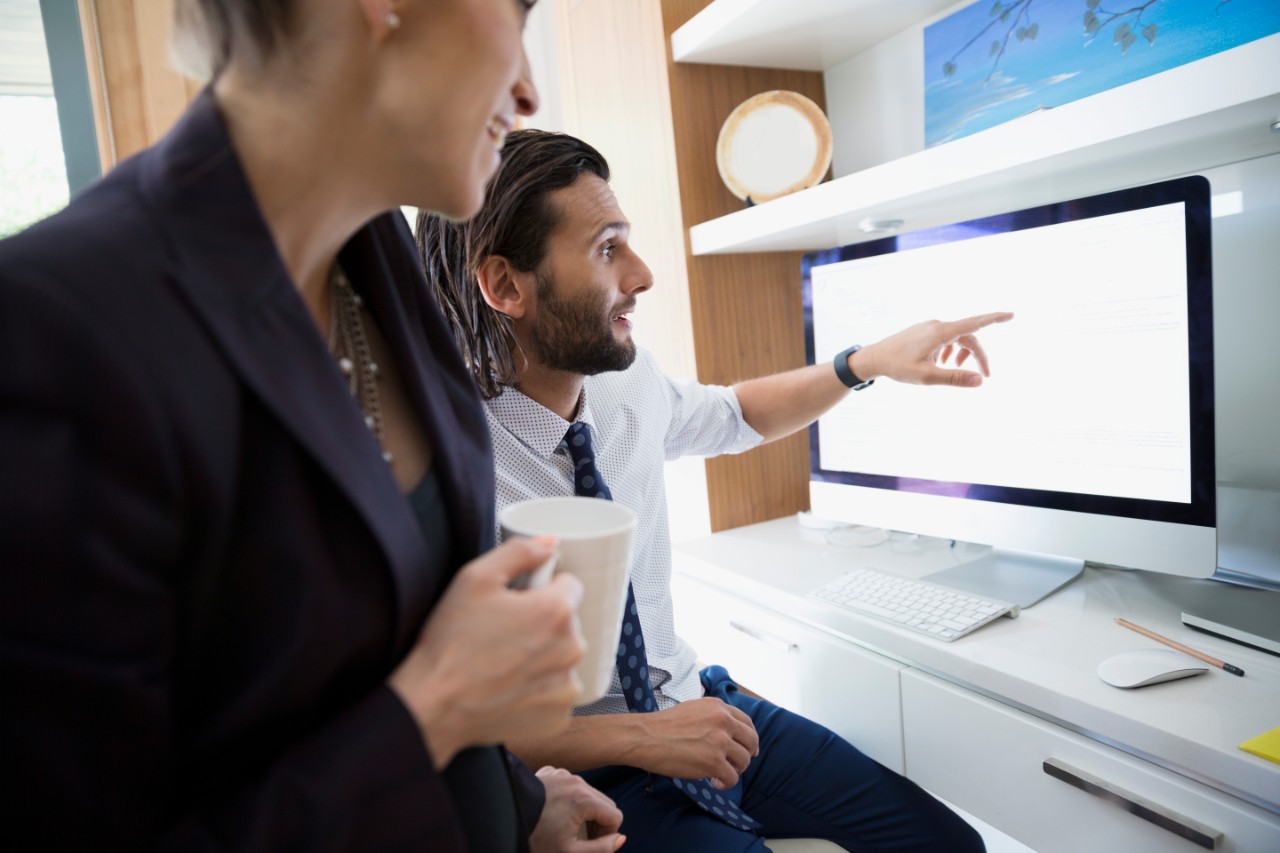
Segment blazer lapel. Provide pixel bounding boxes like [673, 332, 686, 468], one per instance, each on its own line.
[344, 216, 490, 558]
[139, 92, 430, 653]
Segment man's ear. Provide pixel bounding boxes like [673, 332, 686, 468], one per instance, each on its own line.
[476, 255, 535, 319]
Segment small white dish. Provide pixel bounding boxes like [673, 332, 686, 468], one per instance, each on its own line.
[716, 90, 832, 205]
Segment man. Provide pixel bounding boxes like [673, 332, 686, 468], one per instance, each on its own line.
[417, 129, 1008, 853]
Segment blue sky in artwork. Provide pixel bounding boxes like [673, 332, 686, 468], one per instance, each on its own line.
[924, 0, 1280, 146]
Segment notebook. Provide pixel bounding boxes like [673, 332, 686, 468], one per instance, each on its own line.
[1239, 727, 1280, 765]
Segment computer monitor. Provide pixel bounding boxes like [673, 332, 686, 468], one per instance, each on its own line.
[803, 176, 1216, 608]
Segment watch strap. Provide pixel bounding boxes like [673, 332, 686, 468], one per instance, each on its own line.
[834, 344, 875, 391]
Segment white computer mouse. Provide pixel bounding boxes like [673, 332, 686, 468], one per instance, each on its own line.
[1097, 648, 1210, 689]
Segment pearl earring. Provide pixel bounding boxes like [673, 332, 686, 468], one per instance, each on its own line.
[385, 11, 401, 30]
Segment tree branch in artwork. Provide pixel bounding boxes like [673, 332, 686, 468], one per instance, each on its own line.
[1083, 0, 1164, 53]
[940, 0, 1251, 80]
[943, 0, 1039, 81]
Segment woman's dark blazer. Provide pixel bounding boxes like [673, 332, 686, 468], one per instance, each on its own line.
[0, 92, 539, 850]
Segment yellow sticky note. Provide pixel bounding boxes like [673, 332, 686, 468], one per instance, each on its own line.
[1239, 727, 1280, 765]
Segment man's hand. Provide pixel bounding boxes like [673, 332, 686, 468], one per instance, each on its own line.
[853, 311, 1014, 388]
[529, 767, 625, 853]
[626, 697, 759, 790]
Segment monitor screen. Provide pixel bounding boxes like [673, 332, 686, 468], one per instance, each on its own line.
[803, 176, 1216, 606]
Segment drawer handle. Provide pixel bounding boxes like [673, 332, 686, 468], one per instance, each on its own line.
[728, 620, 798, 653]
[1042, 758, 1222, 850]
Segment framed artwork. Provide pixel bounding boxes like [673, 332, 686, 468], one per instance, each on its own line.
[924, 0, 1280, 148]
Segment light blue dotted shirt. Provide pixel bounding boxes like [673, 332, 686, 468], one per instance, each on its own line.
[486, 348, 763, 716]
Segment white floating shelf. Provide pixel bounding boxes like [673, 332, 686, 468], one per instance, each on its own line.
[689, 35, 1280, 255]
[671, 0, 956, 70]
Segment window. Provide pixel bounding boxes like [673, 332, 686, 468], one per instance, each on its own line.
[1, 0, 98, 238]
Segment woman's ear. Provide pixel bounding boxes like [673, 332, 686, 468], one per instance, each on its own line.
[354, 0, 400, 40]
[476, 255, 534, 319]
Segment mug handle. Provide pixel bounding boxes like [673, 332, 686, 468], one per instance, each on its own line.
[508, 552, 558, 590]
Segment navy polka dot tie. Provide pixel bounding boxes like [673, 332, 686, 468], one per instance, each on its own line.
[561, 422, 759, 832]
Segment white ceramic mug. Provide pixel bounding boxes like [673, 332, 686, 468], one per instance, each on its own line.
[499, 496, 637, 704]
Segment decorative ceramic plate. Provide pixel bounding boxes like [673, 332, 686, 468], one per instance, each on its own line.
[716, 91, 833, 205]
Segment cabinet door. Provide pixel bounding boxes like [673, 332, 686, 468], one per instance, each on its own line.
[902, 670, 1280, 853]
[671, 572, 907, 773]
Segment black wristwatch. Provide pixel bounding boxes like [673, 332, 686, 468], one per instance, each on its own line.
[834, 344, 875, 391]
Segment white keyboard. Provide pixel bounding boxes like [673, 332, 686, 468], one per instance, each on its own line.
[808, 567, 1019, 641]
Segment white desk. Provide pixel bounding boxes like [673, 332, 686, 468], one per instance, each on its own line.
[672, 517, 1280, 852]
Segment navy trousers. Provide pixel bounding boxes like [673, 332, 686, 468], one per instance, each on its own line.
[579, 666, 985, 853]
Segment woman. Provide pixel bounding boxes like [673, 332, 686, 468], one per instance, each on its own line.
[0, 1, 620, 850]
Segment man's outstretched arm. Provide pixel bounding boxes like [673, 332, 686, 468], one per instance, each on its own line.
[734, 311, 1013, 443]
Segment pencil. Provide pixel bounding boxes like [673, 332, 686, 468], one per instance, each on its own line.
[1115, 617, 1245, 677]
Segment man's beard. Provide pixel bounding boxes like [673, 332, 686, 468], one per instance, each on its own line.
[528, 273, 637, 376]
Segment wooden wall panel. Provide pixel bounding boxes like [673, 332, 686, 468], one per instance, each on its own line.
[79, 0, 198, 171]
[661, 0, 826, 530]
[76, 0, 114, 173]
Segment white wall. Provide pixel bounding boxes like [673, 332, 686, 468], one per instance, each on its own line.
[824, 23, 924, 177]
[522, 0, 566, 133]
[1203, 153, 1280, 491]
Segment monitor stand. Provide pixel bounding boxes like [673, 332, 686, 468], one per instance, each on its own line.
[925, 548, 1085, 610]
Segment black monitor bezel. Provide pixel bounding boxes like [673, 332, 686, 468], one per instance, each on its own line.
[803, 175, 1215, 528]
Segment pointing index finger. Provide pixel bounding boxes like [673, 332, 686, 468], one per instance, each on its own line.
[945, 311, 1014, 338]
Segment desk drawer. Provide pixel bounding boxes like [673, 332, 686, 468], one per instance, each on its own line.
[672, 572, 906, 772]
[901, 670, 1280, 852]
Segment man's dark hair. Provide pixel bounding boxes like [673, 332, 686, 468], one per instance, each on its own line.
[417, 129, 611, 399]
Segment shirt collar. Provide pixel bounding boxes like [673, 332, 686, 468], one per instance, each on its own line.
[486, 386, 597, 459]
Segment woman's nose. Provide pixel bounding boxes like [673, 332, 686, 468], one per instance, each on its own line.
[514, 49, 539, 117]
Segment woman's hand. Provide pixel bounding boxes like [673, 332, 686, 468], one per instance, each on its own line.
[389, 537, 585, 768]
[852, 311, 1014, 388]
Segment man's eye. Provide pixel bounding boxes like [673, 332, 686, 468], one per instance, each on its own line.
[602, 244, 615, 259]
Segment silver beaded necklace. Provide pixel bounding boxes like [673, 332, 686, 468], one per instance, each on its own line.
[328, 264, 393, 464]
